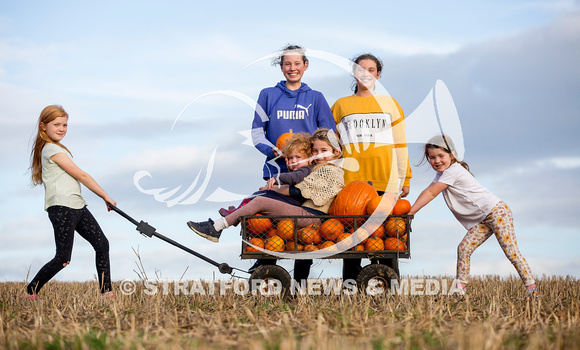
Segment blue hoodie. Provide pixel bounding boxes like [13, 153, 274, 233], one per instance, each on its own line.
[251, 81, 336, 178]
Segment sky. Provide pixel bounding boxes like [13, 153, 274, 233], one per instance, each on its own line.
[1, 0, 579, 285]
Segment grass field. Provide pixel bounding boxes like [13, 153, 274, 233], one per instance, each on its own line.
[1, 275, 578, 349]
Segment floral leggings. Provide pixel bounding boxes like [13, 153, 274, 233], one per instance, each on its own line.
[456, 201, 535, 287]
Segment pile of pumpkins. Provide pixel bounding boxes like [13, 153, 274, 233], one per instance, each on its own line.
[245, 181, 410, 253]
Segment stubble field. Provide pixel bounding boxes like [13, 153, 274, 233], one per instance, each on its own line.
[1, 275, 579, 349]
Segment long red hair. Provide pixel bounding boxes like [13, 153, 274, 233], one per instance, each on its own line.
[30, 105, 71, 186]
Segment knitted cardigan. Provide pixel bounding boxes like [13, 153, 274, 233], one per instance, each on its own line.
[295, 163, 344, 214]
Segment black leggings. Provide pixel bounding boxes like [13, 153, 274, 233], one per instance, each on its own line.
[27, 206, 111, 294]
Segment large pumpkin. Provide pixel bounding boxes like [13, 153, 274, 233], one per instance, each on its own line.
[276, 129, 294, 151]
[329, 181, 378, 226]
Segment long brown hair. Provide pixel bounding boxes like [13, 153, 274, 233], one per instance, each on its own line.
[30, 105, 71, 186]
[420, 143, 471, 174]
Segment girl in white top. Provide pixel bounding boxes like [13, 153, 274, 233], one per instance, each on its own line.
[409, 135, 537, 297]
[24, 105, 116, 300]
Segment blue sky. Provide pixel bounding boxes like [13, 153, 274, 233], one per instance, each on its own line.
[1, 0, 579, 284]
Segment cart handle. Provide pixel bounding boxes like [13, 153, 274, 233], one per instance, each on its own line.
[108, 204, 236, 275]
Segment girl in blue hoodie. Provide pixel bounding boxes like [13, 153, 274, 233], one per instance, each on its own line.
[251, 44, 336, 180]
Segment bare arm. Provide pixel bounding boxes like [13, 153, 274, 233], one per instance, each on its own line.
[408, 181, 447, 216]
[260, 177, 277, 190]
[266, 184, 291, 196]
[51, 153, 117, 209]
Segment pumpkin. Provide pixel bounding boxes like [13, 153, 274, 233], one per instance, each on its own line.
[303, 244, 319, 252]
[385, 217, 406, 238]
[298, 224, 322, 245]
[364, 236, 385, 251]
[352, 244, 365, 251]
[350, 228, 370, 244]
[277, 218, 295, 241]
[391, 199, 411, 215]
[245, 238, 265, 252]
[318, 241, 337, 251]
[336, 232, 353, 244]
[266, 228, 278, 239]
[366, 194, 396, 215]
[319, 219, 344, 242]
[285, 241, 304, 252]
[384, 237, 407, 250]
[247, 214, 273, 237]
[370, 224, 386, 239]
[329, 181, 378, 226]
[276, 129, 294, 150]
[264, 235, 285, 252]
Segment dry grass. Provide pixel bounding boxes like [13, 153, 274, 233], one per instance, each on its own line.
[1, 275, 579, 349]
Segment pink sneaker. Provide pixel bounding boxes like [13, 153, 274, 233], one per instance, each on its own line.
[101, 291, 116, 301]
[19, 293, 39, 301]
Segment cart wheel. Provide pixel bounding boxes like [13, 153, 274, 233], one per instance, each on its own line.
[356, 264, 398, 296]
[249, 265, 291, 299]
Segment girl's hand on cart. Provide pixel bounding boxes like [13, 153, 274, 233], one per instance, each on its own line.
[104, 198, 117, 211]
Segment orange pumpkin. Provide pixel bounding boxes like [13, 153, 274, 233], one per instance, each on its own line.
[276, 129, 294, 150]
[391, 199, 411, 215]
[336, 232, 353, 243]
[366, 194, 396, 215]
[299, 224, 322, 245]
[247, 214, 274, 237]
[353, 244, 365, 251]
[384, 237, 407, 250]
[266, 228, 278, 239]
[264, 235, 285, 252]
[303, 244, 319, 252]
[277, 218, 295, 241]
[350, 228, 370, 244]
[318, 241, 337, 251]
[319, 219, 344, 242]
[245, 238, 265, 252]
[370, 224, 386, 239]
[364, 236, 385, 251]
[285, 241, 304, 252]
[385, 217, 406, 238]
[329, 181, 378, 226]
